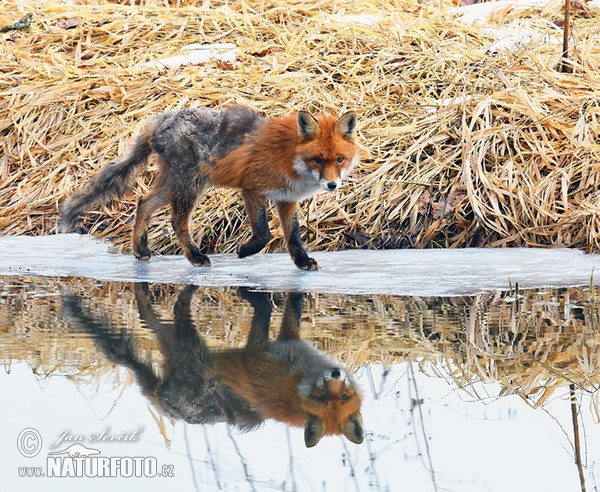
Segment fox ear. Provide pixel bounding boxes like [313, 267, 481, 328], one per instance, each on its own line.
[304, 415, 326, 448]
[335, 111, 357, 140]
[342, 412, 364, 444]
[298, 111, 320, 140]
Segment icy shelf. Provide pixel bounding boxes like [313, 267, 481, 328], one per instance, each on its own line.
[0, 234, 598, 296]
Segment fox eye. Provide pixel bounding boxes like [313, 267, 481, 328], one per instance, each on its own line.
[316, 393, 328, 402]
[313, 157, 324, 166]
[336, 157, 345, 165]
[341, 393, 350, 401]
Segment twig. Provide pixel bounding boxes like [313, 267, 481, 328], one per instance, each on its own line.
[0, 13, 32, 33]
[560, 0, 572, 72]
[569, 384, 586, 492]
[408, 363, 439, 492]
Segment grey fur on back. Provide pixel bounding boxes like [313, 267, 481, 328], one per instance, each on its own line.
[155, 341, 263, 430]
[58, 106, 265, 232]
[152, 106, 264, 166]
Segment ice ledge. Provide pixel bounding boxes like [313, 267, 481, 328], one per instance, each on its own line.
[0, 234, 598, 296]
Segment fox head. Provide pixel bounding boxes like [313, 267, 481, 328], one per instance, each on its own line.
[300, 367, 364, 448]
[295, 110, 359, 192]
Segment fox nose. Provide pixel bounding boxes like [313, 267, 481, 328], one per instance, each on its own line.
[326, 181, 338, 191]
[331, 368, 342, 379]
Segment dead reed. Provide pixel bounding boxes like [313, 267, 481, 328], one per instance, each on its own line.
[2, 0, 600, 254]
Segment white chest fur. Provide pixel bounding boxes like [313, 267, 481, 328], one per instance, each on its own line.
[263, 158, 322, 203]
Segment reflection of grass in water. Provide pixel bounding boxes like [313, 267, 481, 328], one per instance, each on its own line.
[2, 276, 599, 416]
[312, 286, 600, 415]
[372, 287, 600, 416]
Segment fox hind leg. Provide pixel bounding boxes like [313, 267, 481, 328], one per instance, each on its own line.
[132, 175, 170, 260]
[170, 185, 211, 267]
[237, 191, 271, 258]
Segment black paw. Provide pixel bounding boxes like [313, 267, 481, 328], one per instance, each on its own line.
[296, 257, 320, 271]
[133, 246, 152, 261]
[237, 242, 262, 259]
[187, 250, 211, 267]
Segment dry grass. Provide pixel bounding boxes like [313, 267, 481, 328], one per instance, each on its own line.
[2, 0, 600, 255]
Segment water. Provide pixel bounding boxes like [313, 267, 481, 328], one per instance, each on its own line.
[1, 274, 599, 492]
[1, 234, 600, 490]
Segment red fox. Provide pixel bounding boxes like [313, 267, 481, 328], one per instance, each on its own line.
[61, 285, 364, 447]
[59, 106, 359, 270]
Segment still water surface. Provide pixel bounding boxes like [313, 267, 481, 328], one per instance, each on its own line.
[1, 275, 599, 491]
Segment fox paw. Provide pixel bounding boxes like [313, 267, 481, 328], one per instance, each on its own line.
[297, 257, 320, 271]
[237, 237, 268, 258]
[133, 246, 152, 261]
[237, 244, 258, 259]
[186, 250, 212, 267]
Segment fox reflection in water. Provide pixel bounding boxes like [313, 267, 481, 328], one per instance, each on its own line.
[61, 285, 364, 447]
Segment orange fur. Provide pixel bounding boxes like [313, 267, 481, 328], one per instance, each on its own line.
[60, 106, 358, 270]
[209, 112, 357, 193]
[213, 347, 363, 441]
[211, 289, 363, 445]
[213, 351, 306, 427]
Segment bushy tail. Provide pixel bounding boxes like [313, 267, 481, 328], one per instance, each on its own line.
[58, 122, 157, 233]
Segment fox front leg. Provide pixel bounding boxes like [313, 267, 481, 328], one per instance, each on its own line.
[276, 201, 319, 271]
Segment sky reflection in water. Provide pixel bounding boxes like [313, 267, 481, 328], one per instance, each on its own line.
[1, 276, 599, 492]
